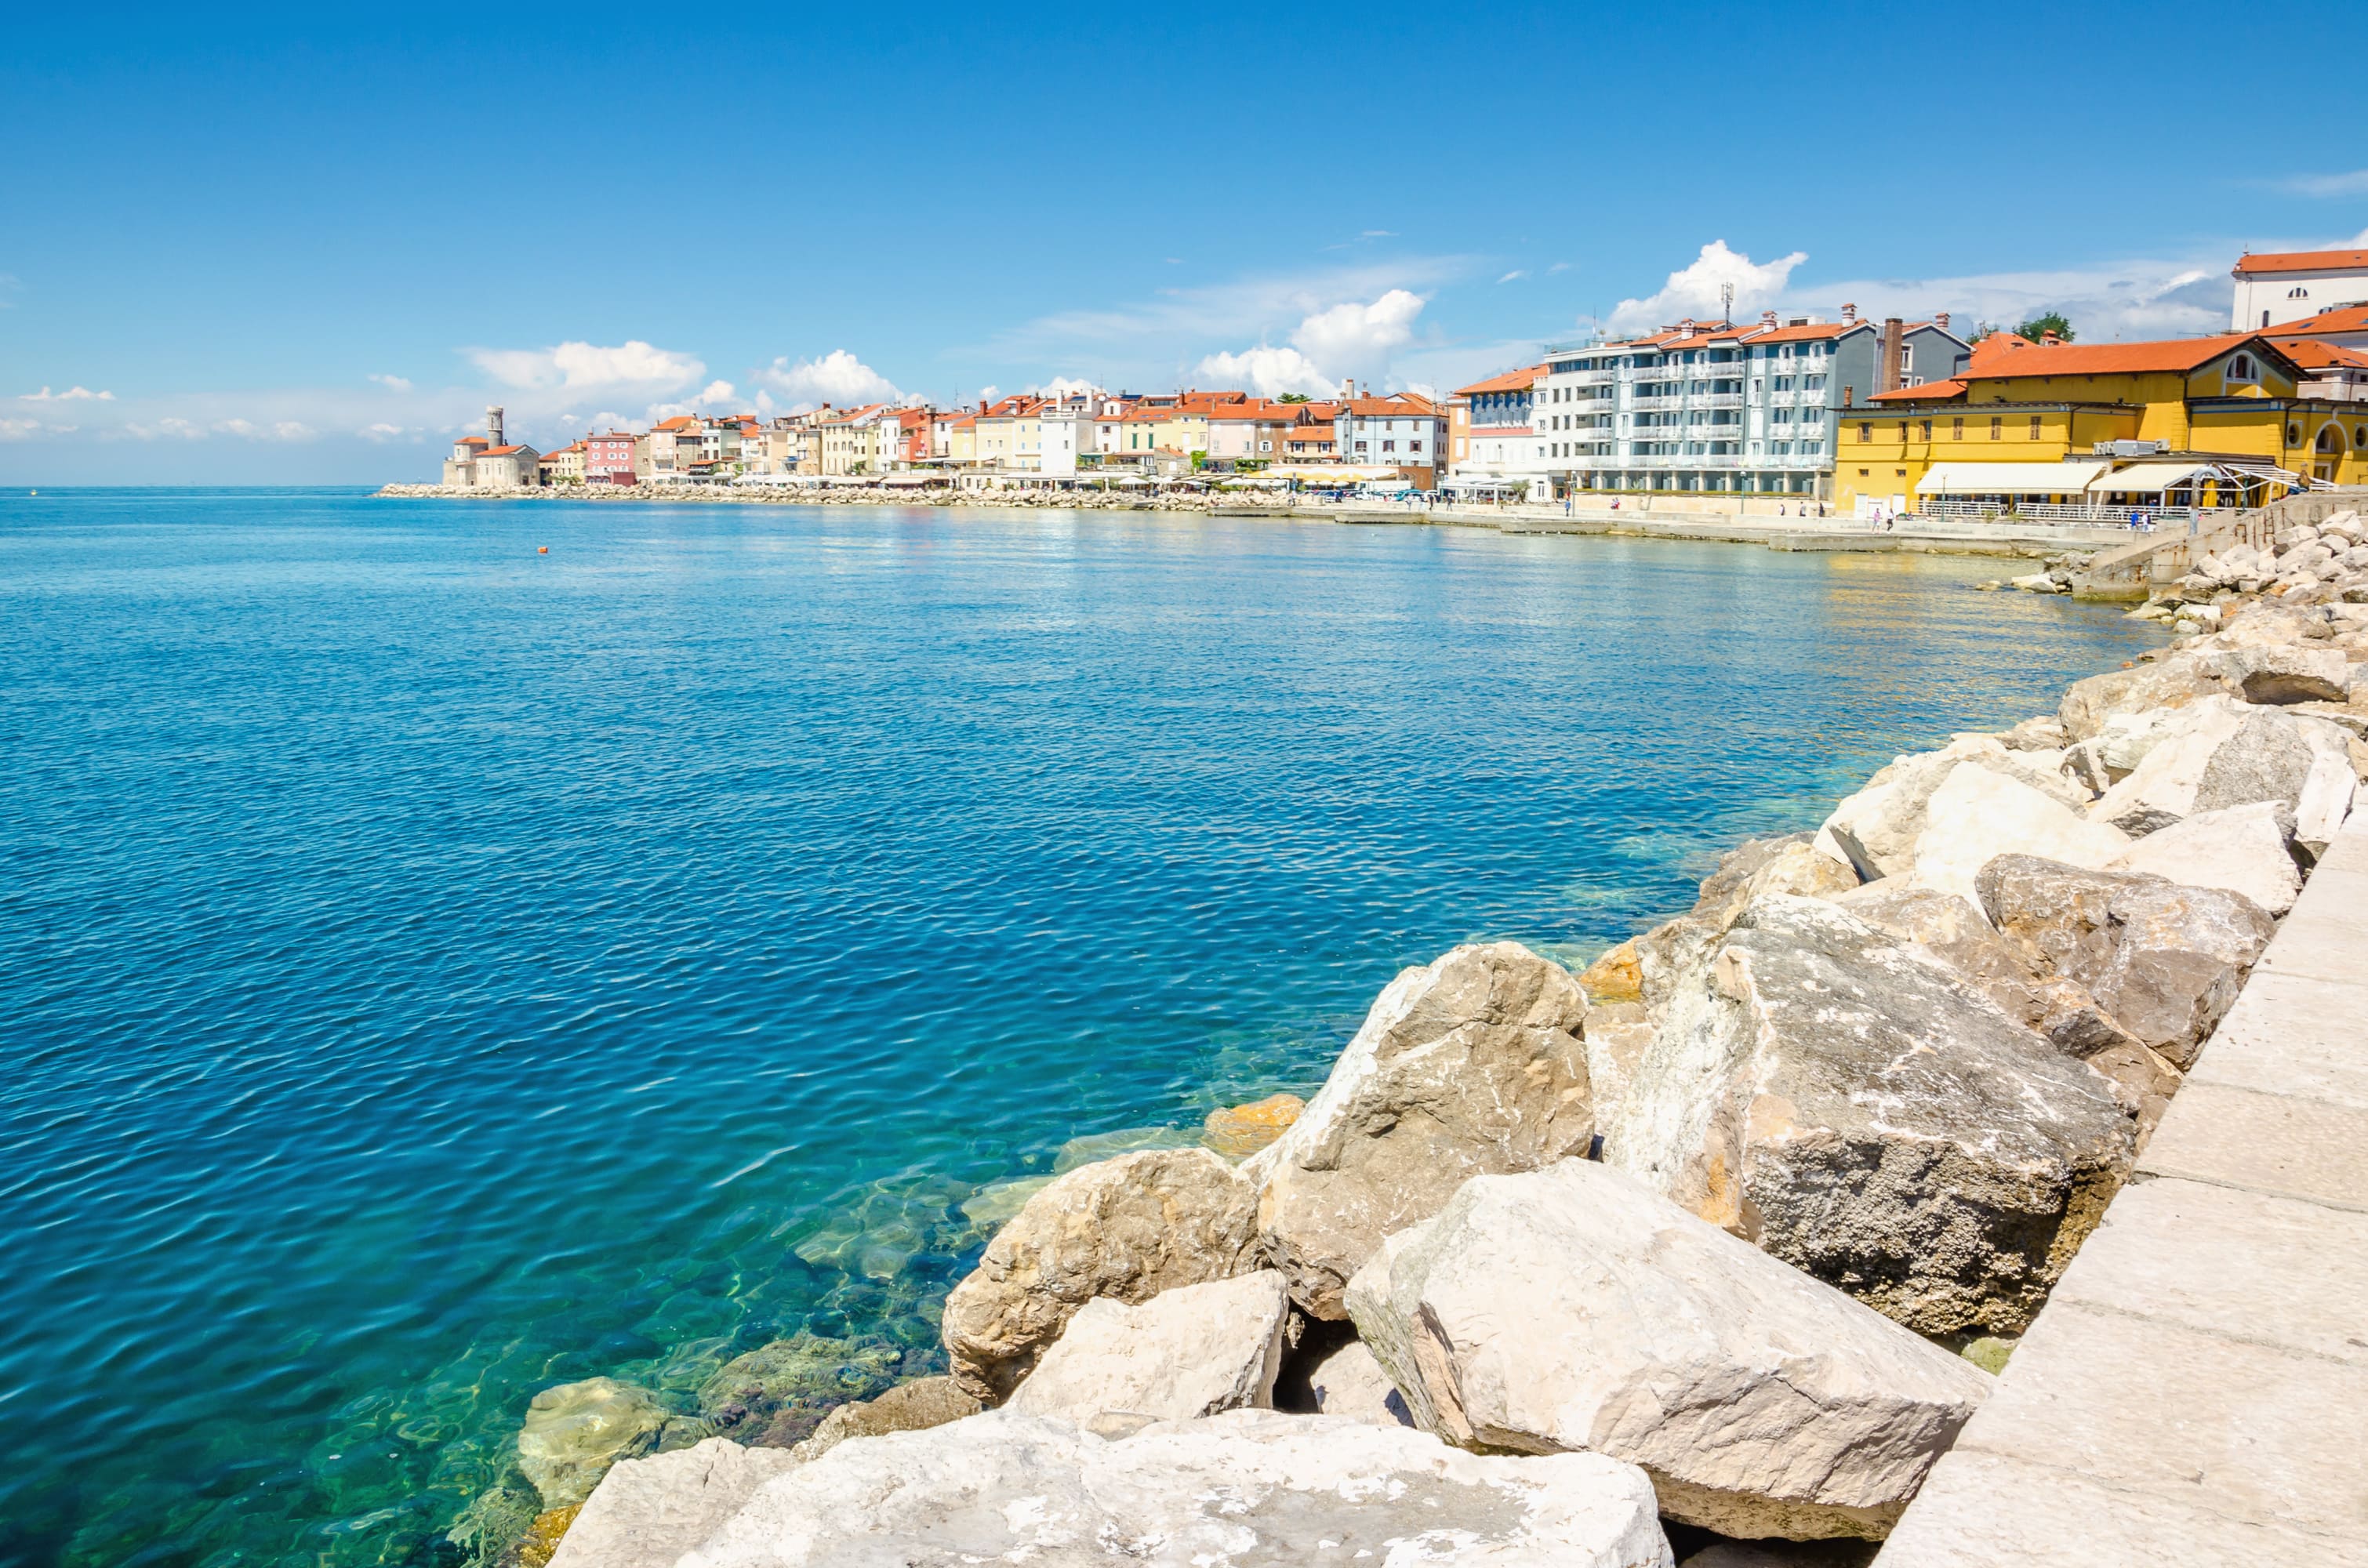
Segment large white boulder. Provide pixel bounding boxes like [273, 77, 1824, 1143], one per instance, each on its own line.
[2091, 701, 2355, 853]
[1820, 739, 2090, 883]
[550, 1439, 801, 1568]
[1245, 942, 1593, 1318]
[941, 1147, 1260, 1402]
[1901, 763, 2131, 906]
[1600, 895, 2133, 1335]
[1346, 1162, 1992, 1541]
[677, 1410, 1675, 1566]
[2199, 642, 2352, 703]
[1004, 1270, 1291, 1435]
[2105, 800, 2301, 915]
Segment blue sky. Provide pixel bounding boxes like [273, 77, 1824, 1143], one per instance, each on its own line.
[5, 2, 2366, 483]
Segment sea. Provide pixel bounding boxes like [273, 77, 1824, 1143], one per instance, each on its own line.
[0, 489, 2161, 1566]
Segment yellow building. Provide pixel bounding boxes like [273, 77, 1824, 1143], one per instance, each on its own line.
[1834, 330, 2368, 514]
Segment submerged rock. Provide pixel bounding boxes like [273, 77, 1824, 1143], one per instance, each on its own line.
[678, 1409, 1674, 1566]
[1245, 941, 1593, 1318]
[1601, 895, 2134, 1335]
[1004, 1270, 1291, 1436]
[518, 1377, 693, 1510]
[940, 1146, 1259, 1402]
[1346, 1162, 1991, 1541]
[1199, 1093, 1304, 1159]
[697, 1333, 904, 1449]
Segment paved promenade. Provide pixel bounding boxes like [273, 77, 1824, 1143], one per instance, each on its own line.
[1876, 812, 2368, 1565]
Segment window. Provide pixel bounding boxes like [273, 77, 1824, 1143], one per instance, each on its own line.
[1990, 416, 2003, 441]
[1382, 441, 1396, 452]
[2290, 286, 2308, 299]
[1920, 420, 1932, 441]
[1897, 423, 1909, 441]
[2228, 354, 2257, 383]
[1952, 416, 1964, 441]
[1409, 440, 1422, 453]
[2285, 424, 2300, 445]
[1355, 441, 1368, 453]
[2028, 416, 2042, 440]
[1858, 422, 1873, 442]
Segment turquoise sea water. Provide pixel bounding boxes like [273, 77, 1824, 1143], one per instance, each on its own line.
[0, 490, 2159, 1566]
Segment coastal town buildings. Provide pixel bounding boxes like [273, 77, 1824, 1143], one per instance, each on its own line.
[1334, 387, 1445, 488]
[585, 430, 638, 485]
[2232, 248, 2368, 331]
[1834, 328, 2368, 513]
[1528, 310, 1970, 500]
[1447, 367, 1545, 485]
[440, 407, 541, 488]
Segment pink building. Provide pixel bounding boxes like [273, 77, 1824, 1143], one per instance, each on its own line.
[585, 430, 637, 485]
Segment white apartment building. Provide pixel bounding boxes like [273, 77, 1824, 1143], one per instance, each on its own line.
[1535, 310, 1969, 498]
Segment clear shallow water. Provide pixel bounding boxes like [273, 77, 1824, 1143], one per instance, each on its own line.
[0, 490, 2159, 1566]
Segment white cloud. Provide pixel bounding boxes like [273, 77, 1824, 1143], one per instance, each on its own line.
[755, 349, 903, 409]
[1607, 241, 1809, 332]
[1547, 262, 1572, 274]
[469, 339, 706, 394]
[1793, 259, 2231, 340]
[977, 385, 1001, 403]
[1192, 345, 1337, 400]
[208, 418, 314, 441]
[1497, 270, 1529, 284]
[1192, 287, 1429, 397]
[19, 385, 114, 401]
[369, 373, 412, 392]
[2281, 169, 2368, 198]
[1035, 375, 1100, 397]
[358, 423, 410, 442]
[2, 417, 46, 439]
[124, 416, 206, 441]
[646, 380, 745, 422]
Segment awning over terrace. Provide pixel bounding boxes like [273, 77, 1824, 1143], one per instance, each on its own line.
[1915, 461, 2108, 495]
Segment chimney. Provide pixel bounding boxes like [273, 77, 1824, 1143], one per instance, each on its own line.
[1761, 310, 1777, 327]
[1679, 318, 1695, 339]
[1935, 311, 1951, 332]
[1878, 318, 1905, 395]
[1841, 303, 1858, 324]
[487, 405, 505, 446]
[2040, 330, 2061, 347]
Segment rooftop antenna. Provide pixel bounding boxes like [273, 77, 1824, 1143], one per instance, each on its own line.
[1720, 282, 1734, 327]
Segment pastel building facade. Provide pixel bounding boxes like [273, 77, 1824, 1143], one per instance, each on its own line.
[2232, 249, 2368, 332]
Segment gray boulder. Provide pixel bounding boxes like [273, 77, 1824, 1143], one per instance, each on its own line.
[790, 1375, 981, 1463]
[547, 1438, 800, 1568]
[1977, 855, 2276, 1069]
[682, 1409, 1675, 1566]
[2091, 701, 2355, 853]
[2057, 655, 2229, 741]
[941, 1147, 1259, 1402]
[2105, 800, 2301, 915]
[518, 1377, 692, 1510]
[1346, 1162, 1992, 1541]
[1825, 882, 2039, 1021]
[2201, 644, 2351, 702]
[1004, 1270, 1291, 1436]
[1302, 1338, 1411, 1427]
[1244, 942, 1593, 1319]
[1600, 895, 2134, 1335]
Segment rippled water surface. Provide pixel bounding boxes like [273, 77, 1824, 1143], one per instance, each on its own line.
[0, 490, 2159, 1565]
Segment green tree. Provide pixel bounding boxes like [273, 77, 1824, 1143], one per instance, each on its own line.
[2013, 310, 2075, 343]
[1278, 393, 1311, 403]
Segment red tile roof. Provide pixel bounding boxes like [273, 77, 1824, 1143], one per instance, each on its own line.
[2271, 336, 2368, 371]
[1454, 364, 1547, 396]
[2232, 249, 2368, 277]
[1340, 394, 1439, 416]
[2266, 303, 2368, 335]
[1868, 378, 1967, 402]
[482, 445, 529, 456]
[1967, 331, 2279, 379]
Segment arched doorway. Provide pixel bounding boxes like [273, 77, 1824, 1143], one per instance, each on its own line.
[2315, 423, 2343, 482]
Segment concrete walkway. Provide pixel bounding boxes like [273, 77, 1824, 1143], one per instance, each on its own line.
[1876, 813, 2368, 1566]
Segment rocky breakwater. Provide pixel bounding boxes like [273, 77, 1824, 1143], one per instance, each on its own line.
[374, 481, 1241, 513]
[510, 594, 2357, 1566]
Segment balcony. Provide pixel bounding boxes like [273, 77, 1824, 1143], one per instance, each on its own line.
[1629, 394, 1682, 411]
[1558, 366, 1616, 386]
[1691, 392, 1744, 410]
